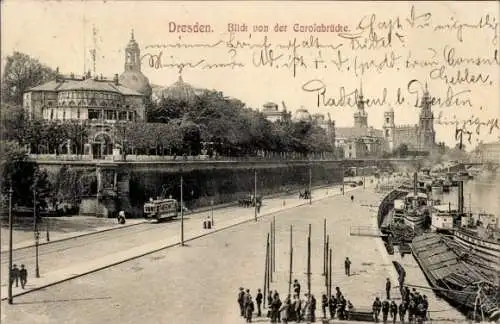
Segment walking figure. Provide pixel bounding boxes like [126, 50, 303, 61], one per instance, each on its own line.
[372, 297, 381, 323]
[238, 287, 245, 316]
[350, 195, 354, 202]
[19, 264, 28, 289]
[386, 278, 391, 300]
[245, 296, 255, 322]
[10, 264, 19, 288]
[344, 257, 351, 276]
[256, 289, 263, 316]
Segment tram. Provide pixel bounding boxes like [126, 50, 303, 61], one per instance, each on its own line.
[143, 198, 178, 222]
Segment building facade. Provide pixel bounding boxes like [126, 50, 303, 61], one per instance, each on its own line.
[383, 85, 436, 152]
[261, 102, 290, 123]
[335, 85, 386, 159]
[23, 32, 151, 158]
[476, 141, 500, 163]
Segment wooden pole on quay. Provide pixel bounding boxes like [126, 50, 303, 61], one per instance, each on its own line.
[263, 233, 269, 308]
[328, 248, 333, 299]
[269, 222, 273, 283]
[323, 218, 326, 276]
[273, 216, 276, 273]
[325, 235, 329, 291]
[307, 224, 312, 305]
[288, 225, 293, 297]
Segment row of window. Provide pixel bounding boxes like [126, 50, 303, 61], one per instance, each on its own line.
[43, 108, 137, 121]
[59, 91, 120, 100]
[58, 100, 129, 109]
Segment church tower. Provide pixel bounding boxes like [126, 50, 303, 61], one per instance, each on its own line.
[354, 81, 368, 128]
[418, 83, 436, 151]
[124, 30, 141, 72]
[119, 30, 152, 99]
[383, 107, 395, 151]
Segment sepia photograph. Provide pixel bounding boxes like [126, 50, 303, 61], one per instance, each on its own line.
[0, 1, 499, 323]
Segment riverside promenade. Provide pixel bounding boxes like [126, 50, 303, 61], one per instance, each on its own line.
[1, 176, 435, 324]
[0, 179, 365, 303]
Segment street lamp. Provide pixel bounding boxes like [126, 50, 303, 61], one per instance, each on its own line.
[8, 185, 14, 304]
[33, 190, 40, 278]
[210, 199, 214, 226]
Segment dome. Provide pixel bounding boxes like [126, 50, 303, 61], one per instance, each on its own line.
[118, 70, 152, 98]
[155, 76, 197, 103]
[387, 106, 394, 113]
[293, 108, 312, 122]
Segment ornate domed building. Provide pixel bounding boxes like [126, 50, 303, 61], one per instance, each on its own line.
[118, 30, 152, 99]
[152, 75, 204, 104]
[293, 107, 312, 122]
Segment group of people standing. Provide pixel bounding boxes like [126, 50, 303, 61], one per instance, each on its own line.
[10, 264, 28, 289]
[372, 286, 429, 323]
[238, 279, 357, 323]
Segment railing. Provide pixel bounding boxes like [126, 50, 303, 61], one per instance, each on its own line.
[28, 153, 423, 163]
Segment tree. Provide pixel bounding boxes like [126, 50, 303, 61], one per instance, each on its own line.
[0, 141, 50, 207]
[394, 144, 409, 157]
[1, 52, 57, 105]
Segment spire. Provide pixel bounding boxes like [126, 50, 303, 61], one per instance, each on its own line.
[131, 29, 135, 41]
[359, 79, 363, 98]
[178, 73, 183, 83]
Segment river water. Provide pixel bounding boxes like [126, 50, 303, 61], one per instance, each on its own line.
[437, 169, 500, 218]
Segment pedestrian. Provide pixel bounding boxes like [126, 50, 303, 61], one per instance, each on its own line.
[293, 279, 301, 296]
[245, 296, 255, 323]
[335, 287, 343, 300]
[280, 296, 291, 324]
[422, 295, 429, 320]
[350, 195, 354, 202]
[321, 294, 328, 319]
[310, 294, 317, 322]
[372, 297, 382, 323]
[399, 301, 407, 324]
[346, 300, 354, 320]
[408, 299, 416, 323]
[295, 294, 303, 323]
[238, 287, 245, 317]
[390, 300, 398, 323]
[19, 264, 28, 289]
[329, 295, 337, 319]
[381, 299, 390, 323]
[256, 289, 263, 316]
[10, 264, 19, 288]
[337, 295, 347, 320]
[344, 257, 351, 276]
[386, 278, 392, 300]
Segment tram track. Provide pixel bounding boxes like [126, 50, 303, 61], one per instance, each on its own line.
[0, 221, 175, 268]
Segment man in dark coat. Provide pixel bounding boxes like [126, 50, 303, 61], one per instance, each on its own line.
[390, 300, 398, 323]
[19, 264, 28, 289]
[386, 278, 392, 300]
[381, 299, 390, 323]
[238, 287, 245, 316]
[372, 297, 382, 323]
[256, 289, 263, 316]
[10, 264, 20, 288]
[310, 294, 316, 322]
[398, 301, 407, 323]
[321, 294, 328, 319]
[293, 279, 301, 296]
[245, 296, 255, 322]
[344, 257, 351, 276]
[329, 296, 337, 319]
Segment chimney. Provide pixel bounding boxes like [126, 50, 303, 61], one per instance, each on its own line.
[113, 74, 119, 85]
[413, 172, 417, 196]
[458, 180, 464, 215]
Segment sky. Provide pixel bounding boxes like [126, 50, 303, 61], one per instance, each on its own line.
[1, 1, 499, 149]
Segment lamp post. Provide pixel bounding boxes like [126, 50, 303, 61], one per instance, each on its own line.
[180, 175, 184, 246]
[210, 199, 214, 226]
[8, 185, 14, 304]
[254, 169, 257, 222]
[33, 190, 40, 278]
